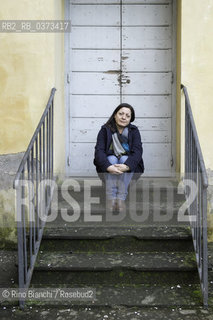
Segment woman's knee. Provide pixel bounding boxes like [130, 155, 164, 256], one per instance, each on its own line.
[119, 155, 128, 164]
[107, 155, 118, 165]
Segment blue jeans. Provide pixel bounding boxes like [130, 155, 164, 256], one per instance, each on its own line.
[106, 155, 134, 200]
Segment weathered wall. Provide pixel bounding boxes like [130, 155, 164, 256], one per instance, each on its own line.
[0, 153, 24, 248]
[0, 0, 64, 246]
[181, 0, 213, 236]
[53, 0, 65, 176]
[0, 0, 55, 153]
[0, 0, 65, 174]
[181, 0, 213, 169]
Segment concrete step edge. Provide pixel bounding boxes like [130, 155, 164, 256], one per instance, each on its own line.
[42, 226, 192, 240]
[25, 284, 202, 307]
[35, 252, 197, 272]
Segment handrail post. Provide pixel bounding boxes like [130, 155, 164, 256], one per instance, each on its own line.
[203, 186, 208, 308]
[16, 179, 25, 309]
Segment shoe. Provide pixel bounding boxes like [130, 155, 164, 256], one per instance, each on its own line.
[106, 199, 117, 212]
[117, 199, 126, 213]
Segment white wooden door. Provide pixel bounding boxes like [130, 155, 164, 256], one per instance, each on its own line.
[66, 0, 176, 176]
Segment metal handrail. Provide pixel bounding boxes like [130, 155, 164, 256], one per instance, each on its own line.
[13, 88, 56, 308]
[181, 84, 208, 308]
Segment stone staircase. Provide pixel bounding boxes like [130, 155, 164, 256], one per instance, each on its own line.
[29, 178, 202, 307]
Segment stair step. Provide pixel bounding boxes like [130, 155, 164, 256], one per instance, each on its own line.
[27, 284, 202, 307]
[52, 198, 186, 210]
[9, 305, 211, 319]
[43, 226, 191, 240]
[35, 252, 196, 272]
[40, 226, 193, 253]
[31, 268, 199, 286]
[40, 238, 193, 253]
[48, 181, 189, 227]
[53, 178, 186, 213]
[45, 210, 190, 228]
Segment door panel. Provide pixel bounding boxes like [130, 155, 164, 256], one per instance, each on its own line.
[71, 0, 120, 3]
[68, 143, 99, 175]
[67, 0, 176, 176]
[122, 0, 172, 3]
[70, 50, 120, 72]
[143, 143, 172, 172]
[71, 27, 120, 49]
[122, 50, 172, 72]
[69, 96, 120, 117]
[71, 4, 120, 26]
[122, 73, 172, 95]
[122, 96, 172, 117]
[70, 73, 120, 95]
[122, 27, 172, 49]
[122, 4, 172, 25]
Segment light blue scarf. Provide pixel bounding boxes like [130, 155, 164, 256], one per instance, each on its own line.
[112, 127, 129, 158]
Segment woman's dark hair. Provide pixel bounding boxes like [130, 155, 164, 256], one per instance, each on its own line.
[105, 103, 135, 132]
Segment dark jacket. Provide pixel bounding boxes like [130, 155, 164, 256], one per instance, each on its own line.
[94, 124, 144, 178]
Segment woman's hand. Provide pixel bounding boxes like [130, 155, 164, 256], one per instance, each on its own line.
[114, 164, 130, 172]
[107, 165, 123, 175]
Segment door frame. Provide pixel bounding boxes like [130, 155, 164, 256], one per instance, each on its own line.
[171, 0, 177, 177]
[64, 0, 177, 177]
[65, 0, 71, 176]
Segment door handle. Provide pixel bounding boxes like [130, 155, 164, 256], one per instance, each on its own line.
[124, 79, 131, 84]
[118, 74, 131, 85]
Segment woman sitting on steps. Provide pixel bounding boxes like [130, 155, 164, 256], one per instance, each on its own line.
[94, 103, 144, 213]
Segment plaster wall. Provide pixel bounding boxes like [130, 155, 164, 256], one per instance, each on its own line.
[181, 0, 213, 171]
[0, 0, 64, 246]
[0, 0, 65, 175]
[181, 0, 213, 236]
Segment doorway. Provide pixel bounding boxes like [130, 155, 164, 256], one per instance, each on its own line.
[65, 0, 176, 176]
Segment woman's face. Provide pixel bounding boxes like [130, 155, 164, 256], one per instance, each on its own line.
[114, 107, 131, 128]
